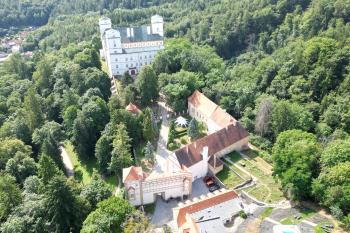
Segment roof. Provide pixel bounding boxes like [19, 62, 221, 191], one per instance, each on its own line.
[115, 26, 163, 43]
[188, 90, 218, 119]
[175, 190, 240, 227]
[188, 90, 236, 128]
[122, 166, 147, 182]
[208, 156, 223, 168]
[175, 123, 248, 168]
[125, 103, 141, 114]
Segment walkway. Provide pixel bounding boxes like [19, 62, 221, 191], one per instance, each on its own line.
[154, 101, 172, 173]
[59, 146, 74, 177]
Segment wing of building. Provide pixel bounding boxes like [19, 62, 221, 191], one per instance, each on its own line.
[99, 15, 164, 78]
[173, 189, 243, 233]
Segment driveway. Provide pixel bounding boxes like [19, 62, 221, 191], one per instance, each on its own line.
[191, 178, 210, 197]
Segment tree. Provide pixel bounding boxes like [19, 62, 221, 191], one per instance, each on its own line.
[135, 66, 158, 106]
[0, 138, 32, 170]
[312, 161, 350, 215]
[142, 108, 156, 141]
[95, 134, 113, 175]
[5, 152, 37, 185]
[23, 88, 44, 133]
[144, 141, 154, 163]
[188, 118, 199, 139]
[120, 72, 134, 87]
[81, 174, 112, 208]
[272, 130, 320, 199]
[255, 97, 273, 136]
[320, 139, 350, 168]
[123, 211, 151, 233]
[38, 154, 62, 185]
[108, 124, 133, 174]
[81, 196, 135, 233]
[45, 175, 90, 233]
[0, 173, 22, 221]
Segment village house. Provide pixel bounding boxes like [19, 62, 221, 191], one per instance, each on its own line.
[173, 189, 243, 233]
[99, 15, 164, 78]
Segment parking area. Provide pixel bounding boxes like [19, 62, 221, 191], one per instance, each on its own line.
[151, 178, 211, 229]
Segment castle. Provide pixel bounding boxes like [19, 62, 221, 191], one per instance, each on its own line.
[99, 15, 164, 78]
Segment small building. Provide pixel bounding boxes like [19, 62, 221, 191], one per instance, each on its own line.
[123, 166, 192, 206]
[99, 15, 164, 78]
[125, 103, 141, 114]
[173, 189, 243, 233]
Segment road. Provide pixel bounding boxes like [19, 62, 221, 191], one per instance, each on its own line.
[60, 146, 74, 177]
[154, 101, 171, 173]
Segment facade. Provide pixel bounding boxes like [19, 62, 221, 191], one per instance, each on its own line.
[123, 166, 192, 206]
[99, 15, 164, 78]
[173, 189, 243, 233]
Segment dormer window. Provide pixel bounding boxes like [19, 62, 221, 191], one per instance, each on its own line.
[126, 58, 128, 61]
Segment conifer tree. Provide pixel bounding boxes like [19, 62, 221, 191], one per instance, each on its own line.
[188, 118, 199, 139]
[144, 141, 154, 163]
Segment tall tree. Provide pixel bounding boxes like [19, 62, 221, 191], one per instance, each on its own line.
[81, 174, 112, 208]
[0, 173, 22, 221]
[5, 152, 37, 185]
[142, 108, 156, 141]
[188, 118, 199, 139]
[135, 66, 158, 106]
[23, 88, 44, 133]
[108, 124, 133, 174]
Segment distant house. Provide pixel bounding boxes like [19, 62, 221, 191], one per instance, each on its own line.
[99, 15, 164, 78]
[123, 166, 192, 206]
[125, 103, 141, 114]
[173, 189, 243, 233]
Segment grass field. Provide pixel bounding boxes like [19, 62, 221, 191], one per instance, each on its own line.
[219, 150, 285, 203]
[280, 208, 316, 225]
[216, 166, 244, 188]
[260, 207, 273, 220]
[64, 141, 118, 191]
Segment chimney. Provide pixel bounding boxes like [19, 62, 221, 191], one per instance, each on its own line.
[127, 28, 130, 37]
[131, 28, 134, 37]
[202, 146, 209, 161]
[147, 26, 151, 35]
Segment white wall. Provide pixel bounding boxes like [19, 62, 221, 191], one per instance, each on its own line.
[188, 160, 208, 181]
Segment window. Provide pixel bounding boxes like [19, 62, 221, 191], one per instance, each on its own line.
[144, 55, 147, 59]
[149, 55, 151, 58]
[131, 63, 133, 67]
[140, 56, 142, 60]
[128, 188, 135, 200]
[116, 65, 118, 68]
[115, 58, 118, 62]
[130, 57, 133, 60]
[126, 64, 129, 68]
[126, 58, 128, 61]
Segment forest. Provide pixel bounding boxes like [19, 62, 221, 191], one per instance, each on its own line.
[0, 0, 350, 232]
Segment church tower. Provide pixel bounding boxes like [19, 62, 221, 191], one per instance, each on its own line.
[151, 15, 164, 37]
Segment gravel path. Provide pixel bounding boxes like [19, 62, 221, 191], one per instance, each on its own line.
[60, 146, 74, 177]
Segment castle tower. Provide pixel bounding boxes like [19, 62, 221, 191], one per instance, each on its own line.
[99, 17, 112, 35]
[151, 15, 164, 37]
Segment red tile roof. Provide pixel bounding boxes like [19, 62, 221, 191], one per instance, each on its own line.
[123, 166, 147, 182]
[125, 103, 141, 114]
[188, 91, 218, 119]
[175, 123, 248, 168]
[176, 190, 239, 227]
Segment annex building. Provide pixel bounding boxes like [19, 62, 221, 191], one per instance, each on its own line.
[99, 15, 164, 78]
[123, 91, 249, 206]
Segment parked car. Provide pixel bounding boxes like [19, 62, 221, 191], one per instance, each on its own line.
[203, 176, 215, 187]
[209, 184, 220, 192]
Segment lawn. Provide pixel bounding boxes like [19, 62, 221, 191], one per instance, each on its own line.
[222, 150, 285, 203]
[280, 208, 316, 225]
[64, 141, 119, 191]
[216, 166, 245, 188]
[260, 207, 273, 220]
[314, 220, 334, 233]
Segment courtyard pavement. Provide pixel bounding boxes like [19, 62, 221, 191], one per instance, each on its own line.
[151, 179, 211, 229]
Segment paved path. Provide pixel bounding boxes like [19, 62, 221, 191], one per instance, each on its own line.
[60, 146, 74, 177]
[154, 101, 171, 173]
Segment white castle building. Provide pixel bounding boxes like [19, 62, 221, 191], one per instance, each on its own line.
[99, 15, 164, 77]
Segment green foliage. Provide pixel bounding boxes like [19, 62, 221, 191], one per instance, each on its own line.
[37, 154, 62, 185]
[108, 123, 133, 174]
[142, 108, 156, 142]
[5, 152, 37, 185]
[0, 138, 32, 170]
[80, 175, 112, 208]
[0, 173, 22, 221]
[272, 130, 321, 199]
[188, 118, 199, 139]
[321, 139, 350, 168]
[123, 211, 151, 233]
[81, 196, 135, 233]
[95, 134, 113, 175]
[135, 65, 158, 106]
[144, 141, 154, 163]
